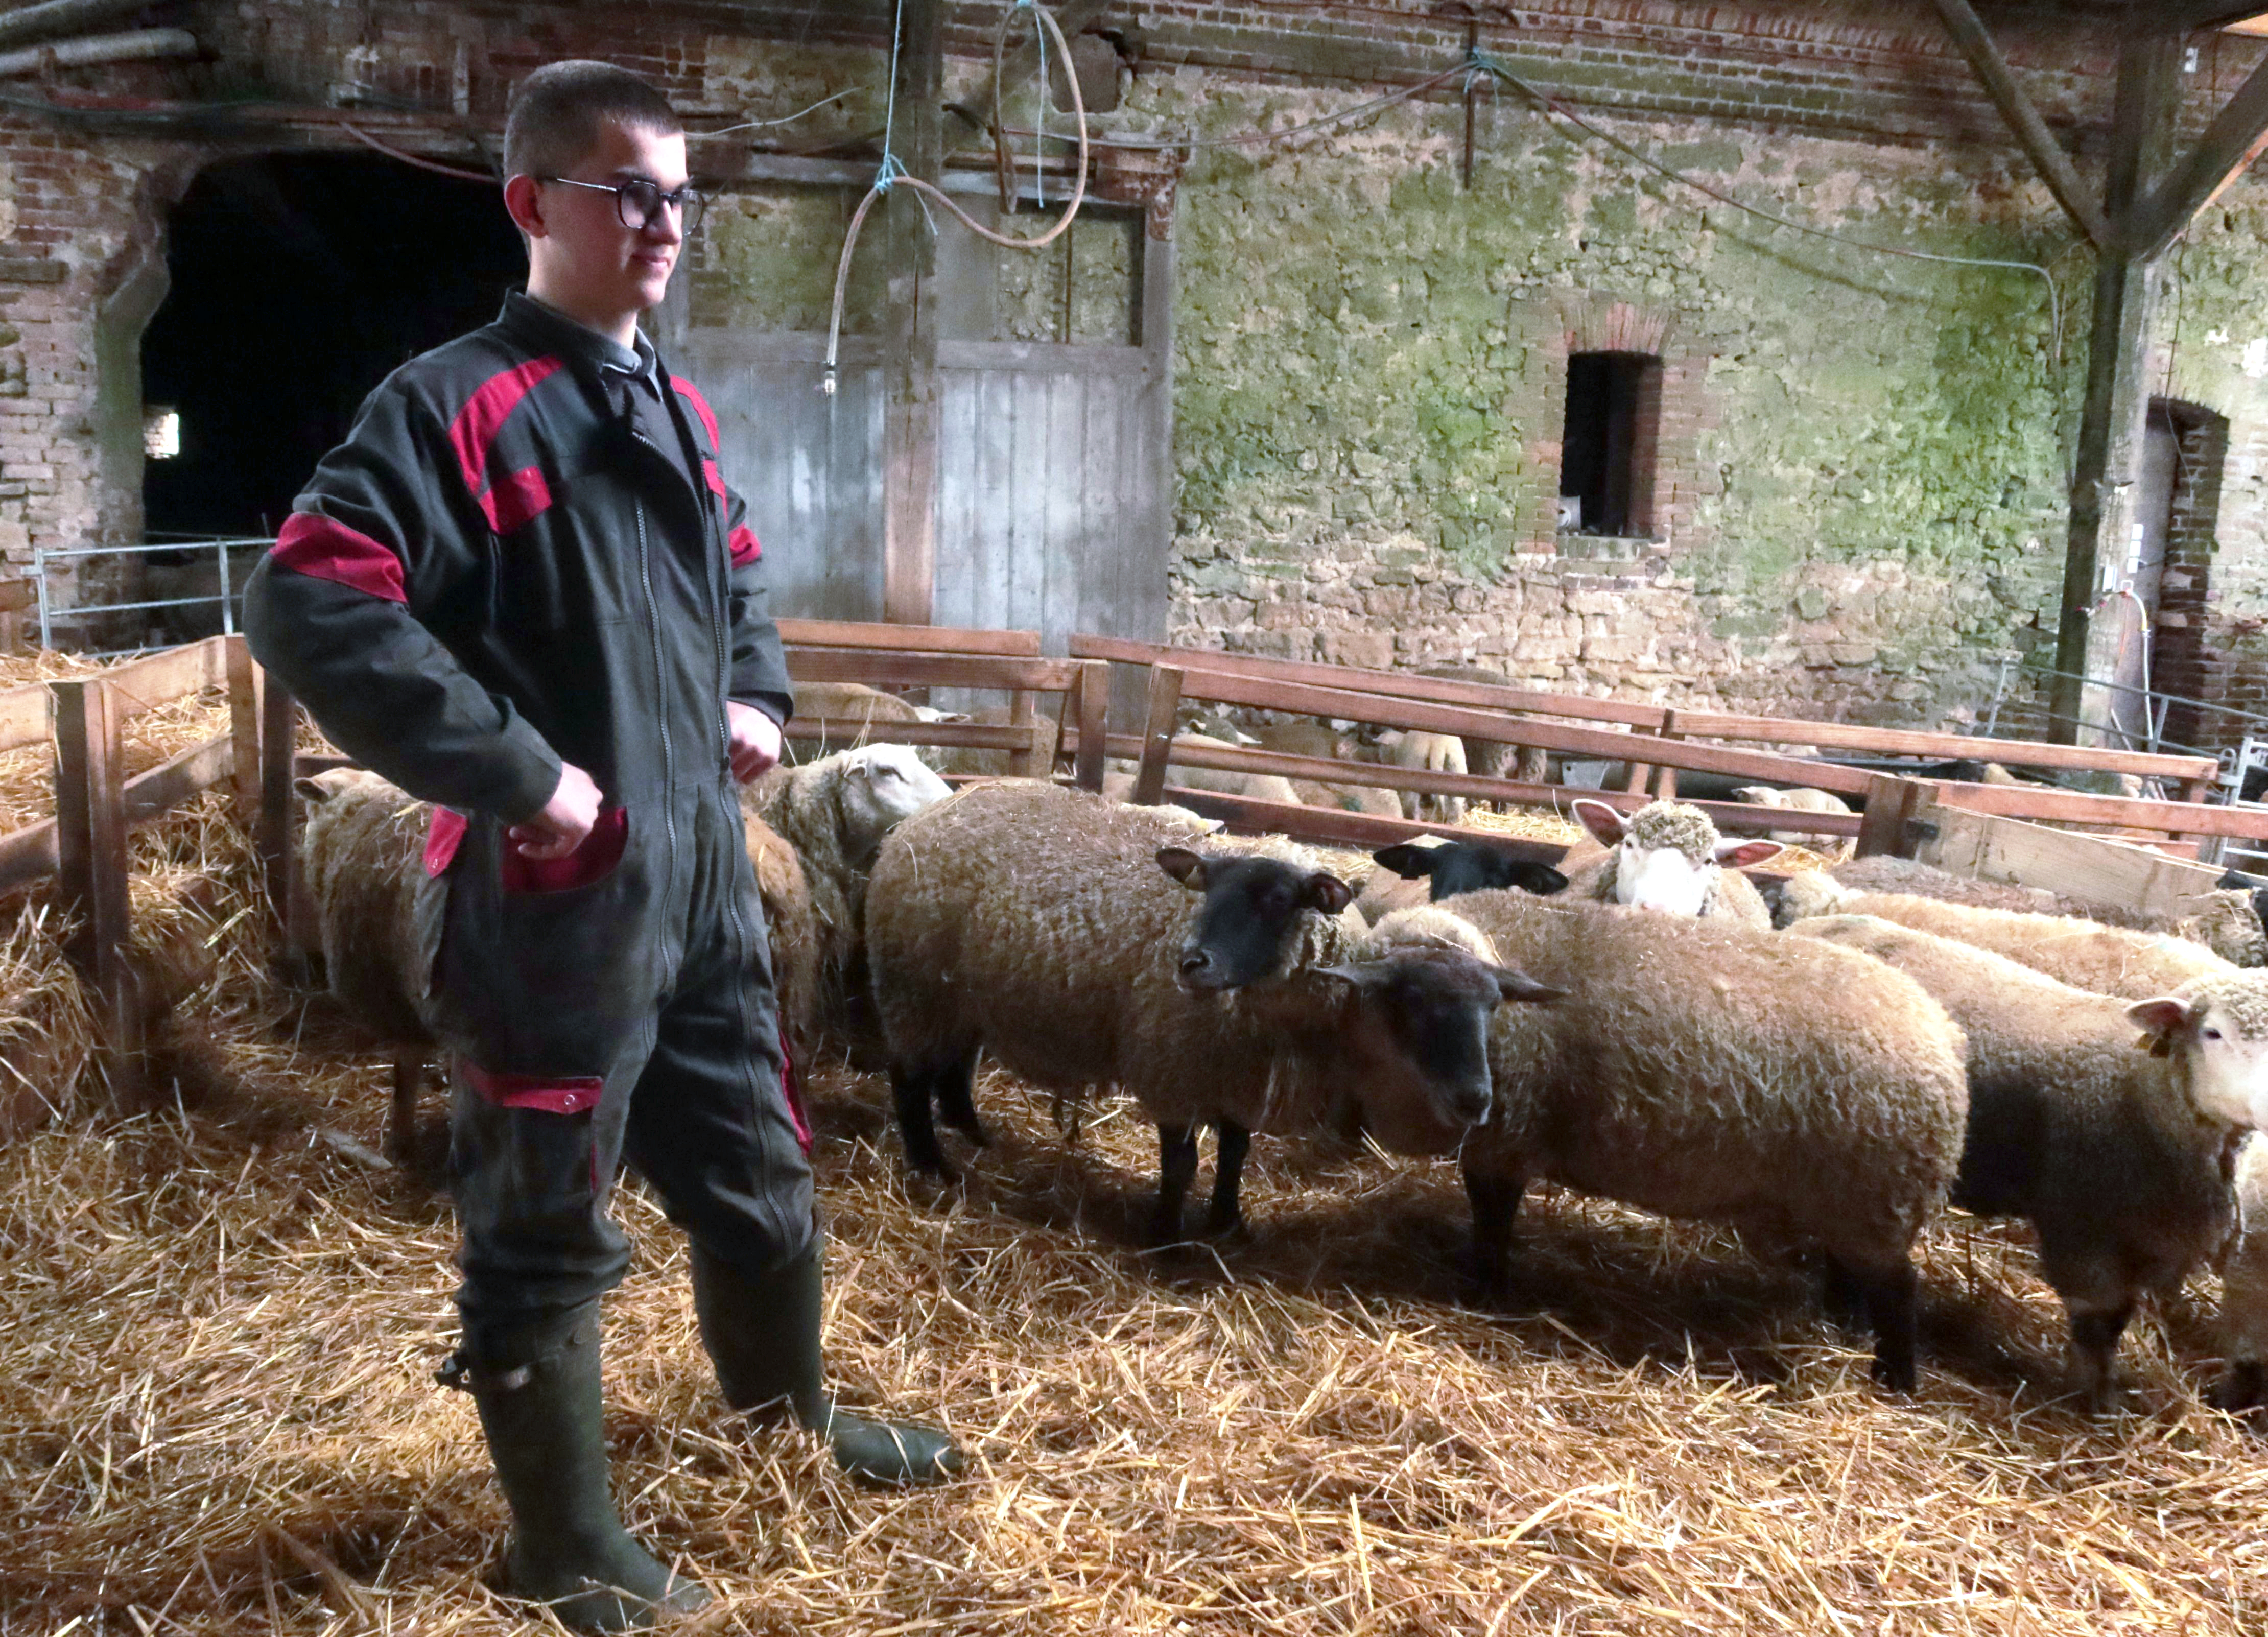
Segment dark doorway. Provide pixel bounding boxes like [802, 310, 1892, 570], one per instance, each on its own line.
[140, 153, 523, 539]
[1558, 350, 1659, 539]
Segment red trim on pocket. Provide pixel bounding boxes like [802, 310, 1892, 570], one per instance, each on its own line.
[271, 513, 408, 603]
[671, 375, 720, 448]
[462, 1060, 603, 1116]
[701, 457, 726, 498]
[728, 524, 762, 566]
[484, 464, 552, 533]
[778, 1027, 811, 1156]
[500, 805, 627, 894]
[424, 808, 468, 877]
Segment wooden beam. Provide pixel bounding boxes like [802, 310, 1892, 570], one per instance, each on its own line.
[1663, 707, 2215, 783]
[1854, 773, 1927, 859]
[784, 648, 1084, 691]
[776, 617, 1042, 655]
[1913, 791, 2230, 923]
[881, 0, 943, 627]
[2052, 31, 2182, 745]
[225, 636, 261, 829]
[51, 677, 143, 1085]
[2130, 49, 2268, 258]
[1924, 0, 2111, 248]
[1132, 664, 1183, 807]
[1073, 660, 1108, 792]
[1930, 778, 2268, 840]
[1166, 787, 1573, 864]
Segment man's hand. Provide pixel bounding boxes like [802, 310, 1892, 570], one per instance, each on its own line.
[510, 761, 604, 860]
[727, 700, 783, 784]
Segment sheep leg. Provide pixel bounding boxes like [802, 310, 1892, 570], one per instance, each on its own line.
[890, 1063, 955, 1179]
[1201, 1119, 1251, 1239]
[1843, 1259, 1919, 1393]
[1150, 1122, 1201, 1245]
[2067, 1301, 2136, 1411]
[1460, 1162, 1525, 1292]
[387, 1051, 425, 1166]
[1820, 1253, 1867, 1326]
[934, 1057, 988, 1147]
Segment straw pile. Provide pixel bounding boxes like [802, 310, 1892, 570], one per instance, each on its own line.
[5, 669, 2268, 1633]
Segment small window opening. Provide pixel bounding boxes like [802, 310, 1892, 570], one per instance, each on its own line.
[1559, 351, 1660, 538]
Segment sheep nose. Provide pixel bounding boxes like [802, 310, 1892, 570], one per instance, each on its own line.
[1178, 946, 1230, 990]
[1450, 1081, 1492, 1126]
[1178, 947, 1213, 979]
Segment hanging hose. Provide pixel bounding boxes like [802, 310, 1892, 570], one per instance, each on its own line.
[822, 0, 1089, 395]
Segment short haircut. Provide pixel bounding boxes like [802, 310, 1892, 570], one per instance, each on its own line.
[504, 60, 682, 180]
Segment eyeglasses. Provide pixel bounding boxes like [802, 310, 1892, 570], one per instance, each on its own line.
[540, 175, 708, 234]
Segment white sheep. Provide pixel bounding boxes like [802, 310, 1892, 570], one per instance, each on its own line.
[2212, 1135, 2268, 1413]
[1373, 729, 1468, 823]
[1560, 798, 1782, 927]
[1789, 912, 2268, 1407]
[743, 743, 952, 1062]
[1728, 785, 1854, 855]
[1439, 886, 1970, 1391]
[863, 782, 1560, 1240]
[1777, 875, 2235, 1001]
[1103, 732, 1303, 807]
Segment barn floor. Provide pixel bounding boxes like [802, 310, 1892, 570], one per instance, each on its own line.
[6, 883, 2268, 1636]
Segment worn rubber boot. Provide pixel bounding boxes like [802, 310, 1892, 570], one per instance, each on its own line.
[691, 1243, 963, 1486]
[455, 1313, 710, 1632]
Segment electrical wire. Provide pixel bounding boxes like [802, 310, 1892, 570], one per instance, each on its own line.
[689, 86, 856, 139]
[339, 120, 494, 182]
[822, 0, 1089, 395]
[1007, 64, 1466, 151]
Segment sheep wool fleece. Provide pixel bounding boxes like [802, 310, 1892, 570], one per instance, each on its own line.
[243, 292, 812, 1369]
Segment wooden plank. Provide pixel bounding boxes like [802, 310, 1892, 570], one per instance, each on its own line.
[0, 678, 44, 755]
[1854, 773, 1926, 859]
[0, 817, 55, 894]
[1066, 633, 1672, 728]
[783, 717, 1047, 751]
[99, 636, 227, 720]
[2131, 47, 2268, 258]
[1925, 0, 2112, 248]
[1931, 778, 2268, 840]
[1165, 787, 1572, 865]
[1132, 665, 1183, 808]
[1664, 708, 2214, 782]
[121, 733, 233, 825]
[784, 647, 1083, 691]
[774, 618, 1041, 656]
[260, 678, 308, 954]
[1166, 666, 1877, 796]
[225, 637, 261, 827]
[881, 0, 942, 626]
[1913, 790, 2230, 923]
[1073, 659, 1107, 793]
[51, 677, 141, 1081]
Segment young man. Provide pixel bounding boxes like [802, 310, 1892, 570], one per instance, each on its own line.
[244, 61, 959, 1632]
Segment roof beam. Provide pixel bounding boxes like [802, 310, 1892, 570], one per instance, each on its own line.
[1925, 0, 2111, 248]
[2128, 46, 2268, 256]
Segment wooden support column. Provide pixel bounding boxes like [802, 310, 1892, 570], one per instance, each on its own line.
[224, 635, 262, 828]
[259, 676, 313, 962]
[1132, 665, 1183, 808]
[881, 0, 943, 628]
[1854, 773, 1926, 860]
[2051, 33, 2181, 746]
[52, 677, 144, 1088]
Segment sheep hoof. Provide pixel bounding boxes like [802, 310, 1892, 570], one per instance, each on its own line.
[1200, 1208, 1250, 1245]
[1869, 1354, 1918, 1395]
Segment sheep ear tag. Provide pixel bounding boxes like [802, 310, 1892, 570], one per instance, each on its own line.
[2127, 996, 2192, 1056]
[1303, 871, 1355, 915]
[1156, 847, 1208, 889]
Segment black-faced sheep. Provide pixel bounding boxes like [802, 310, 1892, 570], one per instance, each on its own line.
[745, 743, 952, 1062]
[1435, 888, 1970, 1391]
[1371, 838, 1570, 903]
[1788, 913, 2268, 1407]
[1560, 799, 1782, 927]
[863, 782, 1560, 1242]
[1777, 875, 2236, 1000]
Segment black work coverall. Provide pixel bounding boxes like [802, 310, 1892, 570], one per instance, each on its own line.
[244, 292, 814, 1369]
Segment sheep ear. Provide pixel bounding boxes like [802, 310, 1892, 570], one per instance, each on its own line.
[1572, 799, 1626, 847]
[1156, 846, 1208, 889]
[1303, 871, 1355, 916]
[1523, 865, 1569, 895]
[1372, 843, 1437, 881]
[1315, 961, 1381, 993]
[1718, 839, 1785, 869]
[294, 776, 333, 803]
[2128, 996, 2192, 1053]
[1493, 966, 1565, 1004]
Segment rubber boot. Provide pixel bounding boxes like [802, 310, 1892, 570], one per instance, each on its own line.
[691, 1243, 964, 1486]
[457, 1312, 710, 1632]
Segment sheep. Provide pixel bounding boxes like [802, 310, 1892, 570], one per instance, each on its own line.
[2212, 1135, 2268, 1412]
[863, 781, 1561, 1241]
[1776, 876, 2236, 1001]
[1560, 798, 1782, 927]
[1251, 721, 1350, 761]
[1378, 730, 1468, 823]
[1370, 838, 1570, 903]
[295, 769, 441, 1161]
[1102, 733, 1304, 807]
[1831, 856, 2266, 964]
[745, 744, 953, 1060]
[1787, 913, 2268, 1407]
[1416, 661, 1549, 785]
[742, 808, 822, 1070]
[1406, 888, 1971, 1391]
[1728, 785, 1854, 854]
[929, 704, 1061, 780]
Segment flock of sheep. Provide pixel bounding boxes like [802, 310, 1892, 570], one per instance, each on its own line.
[292, 706, 2268, 1416]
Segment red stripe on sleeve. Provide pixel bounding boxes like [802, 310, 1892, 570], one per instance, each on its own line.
[671, 375, 720, 448]
[728, 524, 762, 566]
[460, 1060, 604, 1116]
[271, 513, 408, 603]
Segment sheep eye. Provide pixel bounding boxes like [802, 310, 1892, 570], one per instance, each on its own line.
[2204, 1026, 2224, 1041]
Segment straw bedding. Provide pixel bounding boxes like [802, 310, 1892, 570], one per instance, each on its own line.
[4, 672, 2267, 1632]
